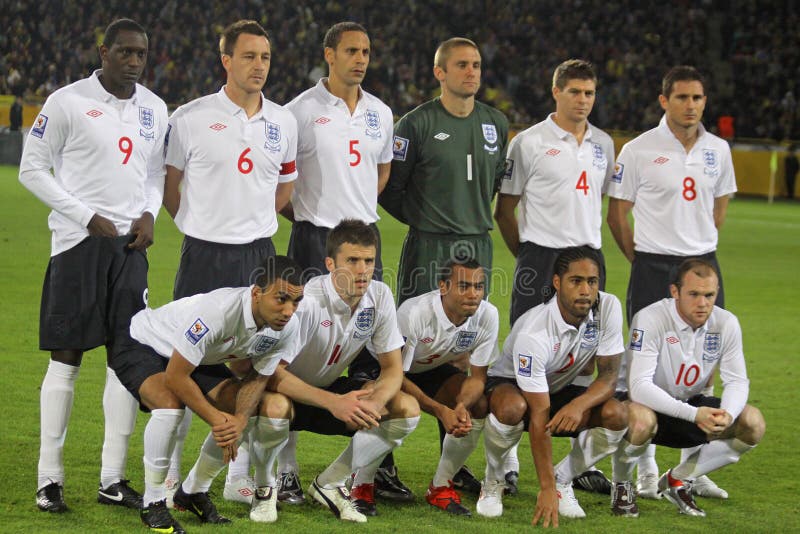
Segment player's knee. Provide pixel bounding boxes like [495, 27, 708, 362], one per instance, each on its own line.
[737, 404, 766, 445]
[600, 398, 627, 431]
[141, 374, 182, 410]
[260, 392, 292, 419]
[491, 391, 527, 425]
[626, 402, 657, 444]
[387, 391, 420, 419]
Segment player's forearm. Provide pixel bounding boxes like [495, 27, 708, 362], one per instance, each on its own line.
[234, 373, 269, 419]
[494, 212, 520, 256]
[166, 373, 223, 425]
[455, 376, 485, 410]
[571, 379, 615, 414]
[529, 411, 555, 490]
[377, 177, 407, 223]
[163, 167, 182, 218]
[369, 366, 403, 408]
[19, 167, 95, 227]
[269, 366, 338, 411]
[606, 201, 635, 262]
[402, 377, 444, 417]
[275, 182, 294, 213]
[143, 168, 165, 221]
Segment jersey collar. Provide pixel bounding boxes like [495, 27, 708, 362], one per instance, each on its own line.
[217, 86, 268, 120]
[89, 69, 139, 104]
[546, 113, 593, 142]
[667, 297, 709, 335]
[432, 290, 457, 330]
[657, 114, 708, 143]
[315, 77, 365, 112]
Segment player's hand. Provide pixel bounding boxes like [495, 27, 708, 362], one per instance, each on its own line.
[223, 443, 238, 463]
[211, 411, 241, 447]
[706, 410, 734, 439]
[332, 389, 380, 430]
[87, 213, 118, 237]
[451, 403, 473, 437]
[128, 211, 154, 250]
[695, 406, 728, 435]
[547, 402, 584, 435]
[532, 487, 559, 528]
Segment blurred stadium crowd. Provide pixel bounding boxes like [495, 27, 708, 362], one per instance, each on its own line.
[2, 0, 798, 139]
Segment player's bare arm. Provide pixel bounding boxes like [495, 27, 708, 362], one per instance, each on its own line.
[275, 181, 294, 213]
[493, 193, 521, 256]
[268, 362, 379, 429]
[713, 195, 730, 229]
[164, 350, 233, 434]
[606, 198, 635, 262]
[163, 165, 183, 218]
[127, 211, 154, 250]
[401, 376, 462, 431]
[454, 365, 488, 414]
[377, 162, 391, 194]
[549, 354, 620, 435]
[524, 390, 559, 528]
[362, 348, 404, 410]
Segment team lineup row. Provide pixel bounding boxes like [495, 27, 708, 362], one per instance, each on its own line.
[18, 16, 764, 532]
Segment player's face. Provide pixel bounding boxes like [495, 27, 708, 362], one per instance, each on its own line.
[99, 30, 148, 95]
[670, 271, 718, 329]
[223, 33, 271, 94]
[326, 31, 370, 87]
[252, 278, 304, 331]
[326, 242, 376, 302]
[553, 78, 596, 124]
[659, 80, 706, 129]
[435, 45, 481, 99]
[553, 259, 600, 325]
[439, 265, 485, 322]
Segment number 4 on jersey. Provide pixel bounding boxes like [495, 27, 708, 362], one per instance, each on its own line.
[576, 170, 589, 195]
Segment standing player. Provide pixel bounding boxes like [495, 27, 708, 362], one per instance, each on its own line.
[493, 59, 616, 494]
[161, 19, 297, 503]
[269, 220, 420, 522]
[379, 36, 507, 493]
[19, 18, 167, 512]
[380, 37, 509, 304]
[625, 259, 765, 517]
[479, 248, 631, 525]
[398, 259, 498, 517]
[284, 21, 392, 281]
[113, 256, 304, 532]
[606, 65, 735, 498]
[277, 21, 401, 504]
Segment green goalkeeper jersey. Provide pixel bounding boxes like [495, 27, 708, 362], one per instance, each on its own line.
[380, 98, 509, 234]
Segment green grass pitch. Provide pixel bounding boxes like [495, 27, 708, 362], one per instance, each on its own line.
[0, 164, 798, 532]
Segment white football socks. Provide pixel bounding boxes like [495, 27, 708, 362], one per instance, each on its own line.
[251, 418, 290, 488]
[612, 438, 652, 482]
[554, 427, 627, 484]
[166, 408, 192, 482]
[100, 367, 138, 489]
[637, 443, 659, 477]
[483, 414, 524, 482]
[432, 418, 485, 487]
[277, 431, 299, 474]
[38, 360, 79, 489]
[142, 408, 184, 506]
[672, 438, 755, 480]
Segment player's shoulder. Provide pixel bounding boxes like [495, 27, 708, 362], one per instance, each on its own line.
[698, 128, 732, 152]
[587, 122, 613, 145]
[367, 279, 396, 302]
[474, 100, 509, 127]
[707, 305, 739, 330]
[286, 85, 317, 108]
[632, 298, 673, 328]
[262, 97, 296, 124]
[622, 125, 661, 151]
[598, 290, 623, 312]
[170, 93, 218, 120]
[360, 90, 392, 115]
[134, 83, 168, 111]
[398, 290, 434, 314]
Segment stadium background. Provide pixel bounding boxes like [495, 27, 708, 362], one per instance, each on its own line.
[0, 1, 798, 532]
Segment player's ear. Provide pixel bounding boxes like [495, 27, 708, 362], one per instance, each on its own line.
[551, 85, 559, 101]
[324, 46, 335, 66]
[325, 256, 336, 273]
[552, 273, 561, 292]
[221, 53, 232, 72]
[433, 65, 445, 82]
[658, 93, 669, 110]
[669, 283, 680, 299]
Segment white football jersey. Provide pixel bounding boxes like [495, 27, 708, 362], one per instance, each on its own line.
[399, 290, 499, 374]
[489, 291, 624, 394]
[287, 79, 393, 227]
[19, 70, 168, 256]
[500, 115, 614, 249]
[165, 87, 298, 243]
[606, 116, 736, 255]
[130, 286, 299, 376]
[627, 298, 749, 421]
[284, 275, 404, 387]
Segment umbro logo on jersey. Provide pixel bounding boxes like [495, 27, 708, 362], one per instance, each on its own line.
[553, 342, 561, 352]
[315, 116, 331, 125]
[653, 156, 669, 164]
[420, 337, 434, 344]
[666, 336, 680, 344]
[86, 109, 103, 118]
[321, 320, 332, 327]
[546, 148, 561, 156]
[434, 132, 450, 141]
[209, 122, 227, 131]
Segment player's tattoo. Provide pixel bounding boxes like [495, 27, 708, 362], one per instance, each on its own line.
[595, 354, 621, 381]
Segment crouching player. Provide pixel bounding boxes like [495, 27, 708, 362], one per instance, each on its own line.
[624, 259, 765, 517]
[480, 247, 633, 526]
[112, 256, 304, 532]
[397, 259, 498, 517]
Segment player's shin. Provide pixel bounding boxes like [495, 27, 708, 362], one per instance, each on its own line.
[38, 360, 79, 488]
[671, 438, 755, 480]
[483, 414, 524, 482]
[101, 367, 138, 488]
[251, 418, 290, 488]
[555, 427, 627, 484]
[143, 409, 184, 506]
[433, 418, 485, 487]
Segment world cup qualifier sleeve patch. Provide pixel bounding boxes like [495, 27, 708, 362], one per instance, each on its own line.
[630, 328, 644, 351]
[185, 318, 210, 345]
[612, 162, 624, 183]
[393, 135, 409, 161]
[31, 114, 48, 138]
[517, 354, 532, 377]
